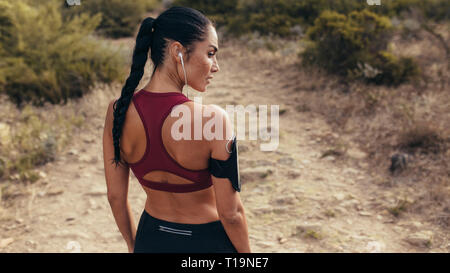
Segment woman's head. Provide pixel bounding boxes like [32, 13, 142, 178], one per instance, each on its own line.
[151, 7, 219, 90]
[112, 6, 218, 167]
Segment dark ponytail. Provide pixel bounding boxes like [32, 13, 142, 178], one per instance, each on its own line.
[111, 7, 212, 167]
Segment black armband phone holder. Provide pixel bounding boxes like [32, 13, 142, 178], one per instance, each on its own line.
[208, 135, 241, 192]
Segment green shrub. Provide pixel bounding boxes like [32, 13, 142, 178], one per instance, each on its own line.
[301, 9, 420, 86]
[0, 0, 126, 107]
[172, 0, 239, 35]
[173, 0, 238, 16]
[64, 0, 161, 38]
[171, 0, 448, 38]
[173, 0, 304, 37]
[373, 0, 450, 22]
[367, 51, 421, 86]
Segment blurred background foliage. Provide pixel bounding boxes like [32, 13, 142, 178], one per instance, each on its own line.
[300, 9, 421, 86]
[0, 0, 447, 108]
[62, 0, 161, 38]
[0, 0, 447, 181]
[173, 0, 449, 38]
[0, 0, 128, 107]
[173, 0, 447, 86]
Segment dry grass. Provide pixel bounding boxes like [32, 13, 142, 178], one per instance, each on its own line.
[0, 81, 118, 206]
[234, 22, 449, 230]
[287, 24, 449, 228]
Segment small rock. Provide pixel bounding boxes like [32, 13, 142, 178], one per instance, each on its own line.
[357, 175, 366, 181]
[277, 157, 295, 166]
[341, 199, 361, 210]
[334, 206, 348, 215]
[366, 241, 385, 253]
[333, 193, 346, 202]
[404, 231, 433, 247]
[295, 222, 322, 234]
[38, 171, 47, 179]
[46, 188, 64, 196]
[89, 199, 100, 209]
[10, 174, 20, 180]
[0, 237, 14, 248]
[15, 218, 24, 224]
[68, 149, 78, 156]
[347, 148, 367, 159]
[359, 211, 372, 217]
[241, 166, 276, 181]
[389, 153, 410, 174]
[410, 221, 423, 229]
[25, 240, 37, 248]
[276, 234, 287, 244]
[325, 156, 335, 161]
[273, 194, 297, 205]
[287, 170, 301, 179]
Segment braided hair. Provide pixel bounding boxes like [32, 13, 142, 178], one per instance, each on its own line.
[111, 7, 212, 167]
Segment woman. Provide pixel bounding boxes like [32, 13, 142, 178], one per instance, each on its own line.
[102, 6, 251, 253]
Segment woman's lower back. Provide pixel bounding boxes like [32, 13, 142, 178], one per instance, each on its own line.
[143, 185, 220, 224]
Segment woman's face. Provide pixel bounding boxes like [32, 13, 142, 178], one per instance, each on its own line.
[184, 25, 220, 92]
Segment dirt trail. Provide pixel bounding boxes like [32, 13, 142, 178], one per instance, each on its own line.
[0, 39, 447, 253]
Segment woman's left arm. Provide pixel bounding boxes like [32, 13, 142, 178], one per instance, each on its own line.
[102, 99, 136, 253]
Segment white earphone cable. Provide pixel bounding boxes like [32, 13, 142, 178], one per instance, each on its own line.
[179, 52, 189, 99]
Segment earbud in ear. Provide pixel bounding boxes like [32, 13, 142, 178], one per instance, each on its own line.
[178, 52, 183, 58]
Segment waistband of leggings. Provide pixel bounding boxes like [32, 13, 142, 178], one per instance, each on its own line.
[142, 209, 223, 231]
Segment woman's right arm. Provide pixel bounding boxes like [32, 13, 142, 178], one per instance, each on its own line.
[207, 105, 251, 253]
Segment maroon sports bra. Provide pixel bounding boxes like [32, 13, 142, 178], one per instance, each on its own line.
[128, 89, 213, 193]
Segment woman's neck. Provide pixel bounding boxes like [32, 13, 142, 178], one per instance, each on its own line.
[143, 68, 184, 94]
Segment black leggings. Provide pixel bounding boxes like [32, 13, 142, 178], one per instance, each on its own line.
[134, 209, 238, 253]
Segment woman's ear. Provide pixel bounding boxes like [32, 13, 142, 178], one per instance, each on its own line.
[170, 41, 184, 63]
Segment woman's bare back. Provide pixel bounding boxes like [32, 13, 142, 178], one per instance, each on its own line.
[119, 97, 219, 224]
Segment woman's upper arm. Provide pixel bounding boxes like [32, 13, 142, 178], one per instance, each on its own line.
[207, 104, 243, 218]
[103, 99, 130, 201]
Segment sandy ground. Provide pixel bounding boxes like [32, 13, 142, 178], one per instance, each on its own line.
[0, 37, 448, 253]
